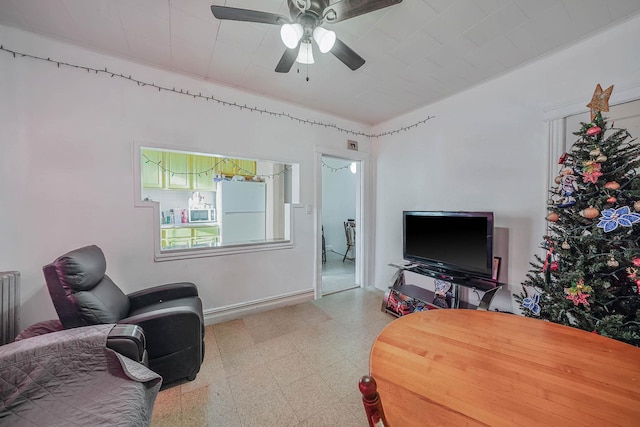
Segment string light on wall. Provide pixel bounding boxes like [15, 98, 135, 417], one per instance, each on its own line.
[322, 160, 355, 173]
[142, 154, 290, 180]
[1, 45, 435, 138]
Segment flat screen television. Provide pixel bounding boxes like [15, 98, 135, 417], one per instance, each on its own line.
[403, 211, 494, 281]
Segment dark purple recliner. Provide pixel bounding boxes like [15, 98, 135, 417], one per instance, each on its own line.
[43, 244, 204, 386]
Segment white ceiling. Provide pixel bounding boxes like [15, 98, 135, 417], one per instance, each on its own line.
[1, 0, 640, 125]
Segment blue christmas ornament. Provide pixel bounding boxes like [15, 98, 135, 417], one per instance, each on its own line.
[597, 206, 640, 232]
[522, 293, 540, 315]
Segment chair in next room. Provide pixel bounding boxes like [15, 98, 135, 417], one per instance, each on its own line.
[322, 225, 327, 263]
[343, 219, 356, 262]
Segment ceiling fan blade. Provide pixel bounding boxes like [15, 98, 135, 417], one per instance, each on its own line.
[210, 5, 288, 25]
[275, 46, 300, 73]
[330, 38, 365, 70]
[323, 0, 402, 23]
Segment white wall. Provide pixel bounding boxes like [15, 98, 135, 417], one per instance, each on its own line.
[3, 14, 640, 329]
[372, 14, 640, 312]
[322, 157, 356, 255]
[0, 25, 369, 330]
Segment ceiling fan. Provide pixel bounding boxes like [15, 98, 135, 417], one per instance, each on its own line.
[211, 0, 403, 73]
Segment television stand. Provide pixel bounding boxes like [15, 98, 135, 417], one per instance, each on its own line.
[382, 264, 502, 317]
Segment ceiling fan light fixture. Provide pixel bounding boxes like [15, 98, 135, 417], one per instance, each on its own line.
[312, 26, 336, 53]
[296, 41, 315, 64]
[280, 23, 303, 49]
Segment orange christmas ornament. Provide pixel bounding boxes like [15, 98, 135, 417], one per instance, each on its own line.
[582, 207, 600, 219]
[546, 212, 559, 222]
[604, 181, 620, 190]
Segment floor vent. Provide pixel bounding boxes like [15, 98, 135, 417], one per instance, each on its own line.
[1, 271, 20, 345]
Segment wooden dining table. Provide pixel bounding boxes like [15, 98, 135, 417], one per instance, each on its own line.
[369, 309, 640, 426]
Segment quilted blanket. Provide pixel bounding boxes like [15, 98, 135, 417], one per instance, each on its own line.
[0, 324, 162, 426]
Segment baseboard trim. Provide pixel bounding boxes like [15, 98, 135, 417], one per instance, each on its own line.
[203, 289, 315, 325]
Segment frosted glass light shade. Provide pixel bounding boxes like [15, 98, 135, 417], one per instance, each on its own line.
[280, 23, 303, 49]
[296, 41, 314, 64]
[312, 26, 336, 53]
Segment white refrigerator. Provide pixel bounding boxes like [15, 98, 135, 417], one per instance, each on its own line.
[216, 181, 266, 244]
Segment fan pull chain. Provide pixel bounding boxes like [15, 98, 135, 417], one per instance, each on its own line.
[296, 64, 310, 82]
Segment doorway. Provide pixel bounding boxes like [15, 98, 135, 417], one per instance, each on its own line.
[321, 156, 358, 295]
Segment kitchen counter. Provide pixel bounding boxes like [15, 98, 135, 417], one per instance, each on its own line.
[161, 222, 219, 229]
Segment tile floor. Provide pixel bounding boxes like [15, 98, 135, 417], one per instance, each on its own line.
[321, 250, 357, 295]
[150, 287, 395, 427]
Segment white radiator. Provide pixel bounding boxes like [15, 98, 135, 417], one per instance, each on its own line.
[1, 271, 20, 345]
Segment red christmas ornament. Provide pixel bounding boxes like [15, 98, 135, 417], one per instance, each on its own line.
[587, 126, 602, 136]
[550, 261, 559, 271]
[558, 153, 568, 164]
[607, 197, 617, 204]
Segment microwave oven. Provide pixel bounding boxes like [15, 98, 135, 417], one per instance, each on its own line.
[188, 208, 216, 222]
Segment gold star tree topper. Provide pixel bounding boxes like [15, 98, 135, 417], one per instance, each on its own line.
[586, 84, 614, 121]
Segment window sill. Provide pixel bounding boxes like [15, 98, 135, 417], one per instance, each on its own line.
[154, 240, 293, 262]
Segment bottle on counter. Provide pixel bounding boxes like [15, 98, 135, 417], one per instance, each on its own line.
[181, 209, 188, 223]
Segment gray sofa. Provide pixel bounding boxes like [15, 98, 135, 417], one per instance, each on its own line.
[0, 322, 161, 426]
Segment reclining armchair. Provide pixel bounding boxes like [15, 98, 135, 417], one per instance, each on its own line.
[43, 244, 204, 386]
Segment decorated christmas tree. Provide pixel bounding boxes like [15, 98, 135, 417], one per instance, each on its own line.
[515, 84, 640, 346]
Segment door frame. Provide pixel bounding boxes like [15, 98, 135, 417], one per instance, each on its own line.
[314, 146, 371, 299]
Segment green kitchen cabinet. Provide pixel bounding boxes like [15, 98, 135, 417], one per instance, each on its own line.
[141, 149, 164, 189]
[215, 157, 237, 178]
[143, 150, 255, 190]
[161, 227, 192, 249]
[192, 226, 219, 247]
[215, 157, 256, 178]
[236, 159, 257, 178]
[165, 152, 191, 190]
[192, 155, 216, 191]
